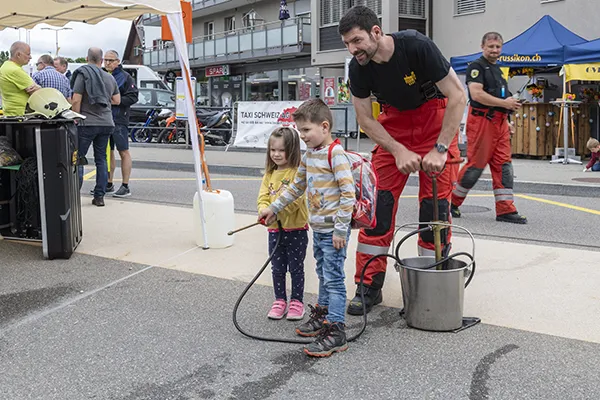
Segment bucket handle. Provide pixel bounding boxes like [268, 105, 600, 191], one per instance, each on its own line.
[392, 222, 476, 288]
[393, 222, 476, 260]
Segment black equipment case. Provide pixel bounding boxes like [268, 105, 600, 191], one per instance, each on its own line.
[0, 119, 82, 259]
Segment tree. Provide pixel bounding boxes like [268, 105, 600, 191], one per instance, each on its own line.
[0, 51, 8, 67]
[74, 57, 86, 63]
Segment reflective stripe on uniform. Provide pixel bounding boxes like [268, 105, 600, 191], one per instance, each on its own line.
[356, 243, 389, 256]
[495, 195, 514, 201]
[453, 183, 469, 197]
[494, 188, 514, 202]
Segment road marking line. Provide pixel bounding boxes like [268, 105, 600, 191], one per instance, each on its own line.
[83, 170, 96, 181]
[516, 194, 600, 216]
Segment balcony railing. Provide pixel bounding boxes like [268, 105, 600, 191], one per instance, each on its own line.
[143, 17, 311, 68]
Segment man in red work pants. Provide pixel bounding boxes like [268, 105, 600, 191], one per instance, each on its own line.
[451, 32, 527, 224]
[339, 6, 466, 315]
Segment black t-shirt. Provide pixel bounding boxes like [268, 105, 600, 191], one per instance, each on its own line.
[466, 56, 510, 111]
[349, 30, 450, 111]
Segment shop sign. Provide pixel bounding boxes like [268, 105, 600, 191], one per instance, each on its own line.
[206, 65, 230, 77]
[234, 101, 305, 149]
[165, 70, 177, 83]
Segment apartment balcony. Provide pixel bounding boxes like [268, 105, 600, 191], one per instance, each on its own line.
[143, 17, 311, 70]
[142, 0, 250, 26]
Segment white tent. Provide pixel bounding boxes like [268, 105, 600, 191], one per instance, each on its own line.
[1, 0, 211, 247]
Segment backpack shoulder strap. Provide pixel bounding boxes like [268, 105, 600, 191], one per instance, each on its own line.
[327, 138, 342, 169]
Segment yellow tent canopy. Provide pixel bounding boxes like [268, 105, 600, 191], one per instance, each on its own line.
[562, 63, 600, 82]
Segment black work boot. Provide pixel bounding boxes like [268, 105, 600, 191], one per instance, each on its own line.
[496, 212, 527, 224]
[296, 304, 328, 337]
[451, 204, 461, 218]
[347, 284, 383, 316]
[304, 322, 348, 357]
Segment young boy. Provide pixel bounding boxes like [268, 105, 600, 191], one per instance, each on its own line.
[583, 138, 600, 172]
[259, 98, 356, 357]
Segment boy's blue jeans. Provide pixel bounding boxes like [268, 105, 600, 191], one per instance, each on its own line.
[313, 229, 351, 324]
[592, 162, 600, 171]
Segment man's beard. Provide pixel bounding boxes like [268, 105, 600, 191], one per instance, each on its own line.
[354, 43, 378, 66]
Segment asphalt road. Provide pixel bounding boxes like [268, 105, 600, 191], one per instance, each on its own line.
[83, 168, 600, 251]
[1, 167, 599, 399]
[2, 242, 600, 400]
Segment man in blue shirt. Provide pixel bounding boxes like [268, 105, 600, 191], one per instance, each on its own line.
[53, 56, 72, 81]
[33, 54, 71, 100]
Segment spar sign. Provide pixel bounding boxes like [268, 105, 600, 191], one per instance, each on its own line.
[234, 101, 306, 149]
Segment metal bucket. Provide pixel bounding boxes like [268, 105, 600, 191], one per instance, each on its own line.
[398, 257, 469, 331]
[393, 221, 476, 332]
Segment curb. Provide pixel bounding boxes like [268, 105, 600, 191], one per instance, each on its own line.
[117, 160, 600, 197]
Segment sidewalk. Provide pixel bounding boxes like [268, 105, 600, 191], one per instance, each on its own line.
[73, 198, 600, 344]
[125, 141, 600, 197]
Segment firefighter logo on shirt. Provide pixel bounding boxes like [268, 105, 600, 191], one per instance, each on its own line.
[404, 71, 417, 86]
[471, 69, 480, 79]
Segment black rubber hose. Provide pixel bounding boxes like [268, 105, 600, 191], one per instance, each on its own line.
[233, 220, 476, 343]
[232, 221, 373, 344]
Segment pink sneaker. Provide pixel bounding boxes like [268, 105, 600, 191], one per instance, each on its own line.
[267, 299, 288, 320]
[286, 300, 305, 321]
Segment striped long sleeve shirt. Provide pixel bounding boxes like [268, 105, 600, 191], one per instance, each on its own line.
[270, 141, 355, 238]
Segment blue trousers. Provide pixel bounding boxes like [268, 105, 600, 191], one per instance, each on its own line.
[78, 126, 113, 198]
[313, 229, 351, 324]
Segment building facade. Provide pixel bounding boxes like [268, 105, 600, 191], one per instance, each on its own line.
[140, 0, 315, 108]
[433, 0, 600, 60]
[136, 0, 600, 115]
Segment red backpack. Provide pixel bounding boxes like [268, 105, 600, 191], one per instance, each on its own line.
[328, 139, 378, 229]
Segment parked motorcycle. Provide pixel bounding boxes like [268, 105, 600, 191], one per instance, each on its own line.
[130, 107, 173, 143]
[196, 108, 232, 146]
[157, 114, 187, 144]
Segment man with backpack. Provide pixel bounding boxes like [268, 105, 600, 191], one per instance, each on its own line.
[339, 6, 466, 315]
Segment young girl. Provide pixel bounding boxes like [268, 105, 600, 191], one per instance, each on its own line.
[257, 127, 309, 320]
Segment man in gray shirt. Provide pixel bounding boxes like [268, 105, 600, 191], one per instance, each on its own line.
[71, 47, 121, 207]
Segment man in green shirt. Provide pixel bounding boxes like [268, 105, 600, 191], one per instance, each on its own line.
[0, 41, 40, 116]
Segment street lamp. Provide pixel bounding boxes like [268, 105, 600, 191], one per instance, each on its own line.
[41, 27, 72, 56]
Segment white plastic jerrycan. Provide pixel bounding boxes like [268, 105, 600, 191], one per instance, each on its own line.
[193, 189, 235, 248]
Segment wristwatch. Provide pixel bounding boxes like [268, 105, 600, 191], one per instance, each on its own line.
[434, 143, 448, 153]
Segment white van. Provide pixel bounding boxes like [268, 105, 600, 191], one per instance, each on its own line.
[65, 63, 170, 91]
[23, 62, 169, 91]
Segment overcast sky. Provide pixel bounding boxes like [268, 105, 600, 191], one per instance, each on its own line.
[0, 18, 161, 64]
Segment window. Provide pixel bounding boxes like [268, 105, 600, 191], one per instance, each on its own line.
[243, 10, 264, 30]
[245, 70, 279, 101]
[204, 21, 214, 39]
[399, 0, 425, 18]
[137, 89, 152, 105]
[156, 90, 175, 108]
[320, 0, 381, 26]
[224, 16, 235, 33]
[282, 68, 320, 101]
[455, 0, 485, 15]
